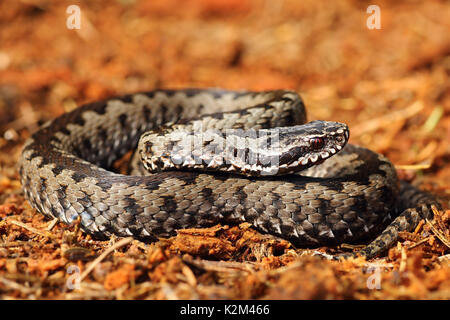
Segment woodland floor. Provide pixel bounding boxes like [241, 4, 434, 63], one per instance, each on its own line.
[0, 0, 449, 299]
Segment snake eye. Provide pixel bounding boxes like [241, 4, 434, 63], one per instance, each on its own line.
[310, 137, 324, 150]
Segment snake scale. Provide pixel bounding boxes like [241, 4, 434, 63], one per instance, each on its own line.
[19, 89, 440, 259]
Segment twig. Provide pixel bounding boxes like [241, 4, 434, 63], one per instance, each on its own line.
[80, 237, 133, 282]
[46, 218, 59, 231]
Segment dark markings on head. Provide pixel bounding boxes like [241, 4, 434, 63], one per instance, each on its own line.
[210, 90, 226, 99]
[32, 152, 46, 169]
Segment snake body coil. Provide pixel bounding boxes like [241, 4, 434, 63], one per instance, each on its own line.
[19, 89, 439, 258]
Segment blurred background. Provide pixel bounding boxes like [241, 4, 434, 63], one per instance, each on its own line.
[0, 0, 449, 195]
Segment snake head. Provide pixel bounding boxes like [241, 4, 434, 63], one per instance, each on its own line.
[272, 120, 349, 174]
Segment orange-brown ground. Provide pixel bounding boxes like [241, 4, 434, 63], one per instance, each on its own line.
[0, 0, 449, 299]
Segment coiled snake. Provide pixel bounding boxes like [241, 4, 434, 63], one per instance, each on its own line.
[19, 89, 440, 259]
